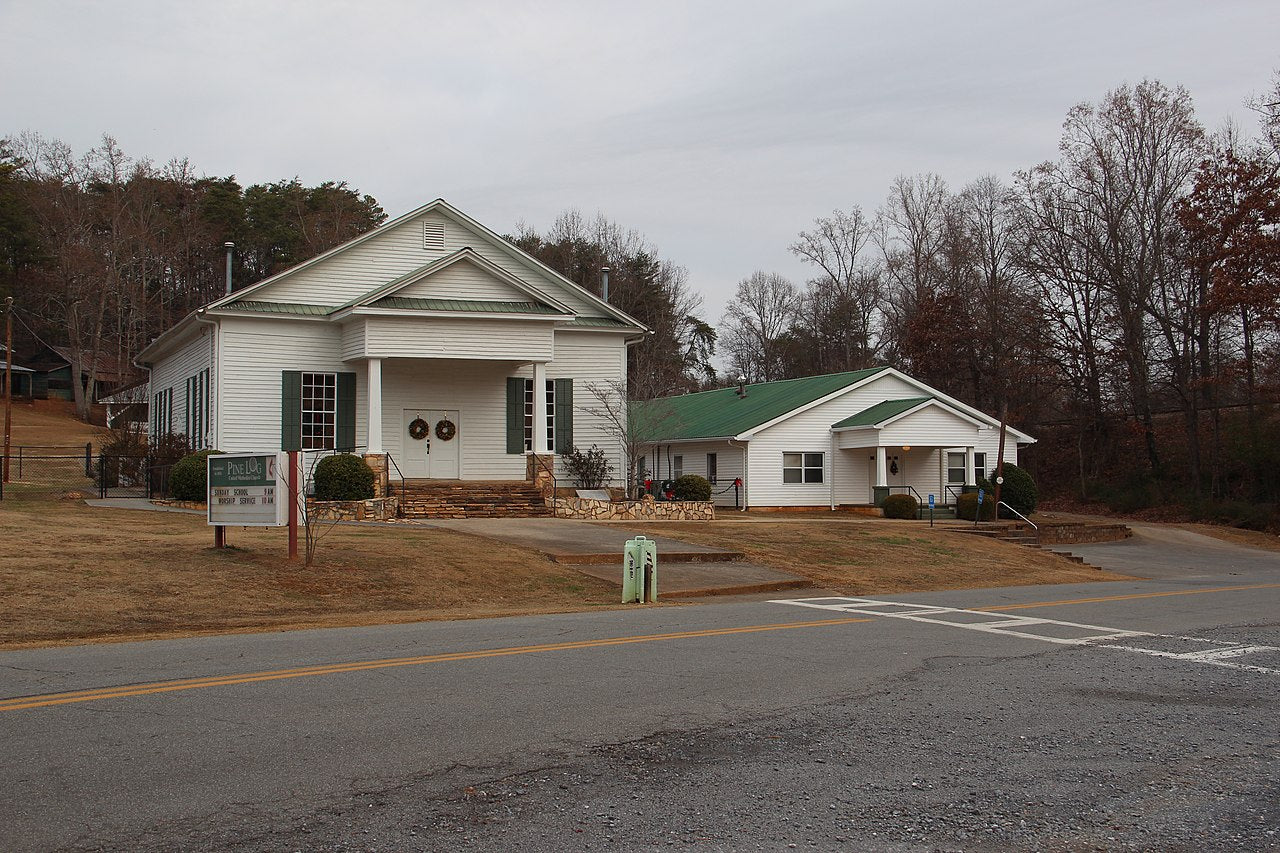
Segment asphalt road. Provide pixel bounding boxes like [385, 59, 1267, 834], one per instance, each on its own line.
[2, 524, 1278, 851]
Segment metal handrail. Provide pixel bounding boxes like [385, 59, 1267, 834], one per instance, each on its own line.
[384, 451, 408, 513]
[944, 484, 966, 506]
[998, 501, 1038, 531]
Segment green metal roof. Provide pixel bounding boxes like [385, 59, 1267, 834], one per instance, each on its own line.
[831, 397, 932, 429]
[632, 368, 888, 441]
[564, 315, 632, 328]
[220, 301, 335, 316]
[369, 296, 565, 314]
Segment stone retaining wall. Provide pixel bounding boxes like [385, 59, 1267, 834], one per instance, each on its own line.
[1034, 523, 1131, 545]
[151, 499, 207, 510]
[307, 497, 399, 522]
[552, 497, 714, 521]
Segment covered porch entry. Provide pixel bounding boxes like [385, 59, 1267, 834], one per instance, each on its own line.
[830, 397, 991, 508]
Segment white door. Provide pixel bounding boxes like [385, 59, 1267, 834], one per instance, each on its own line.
[425, 409, 460, 479]
[868, 454, 905, 501]
[402, 409, 431, 478]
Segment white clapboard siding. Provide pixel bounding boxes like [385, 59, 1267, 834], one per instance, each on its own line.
[545, 332, 628, 485]
[643, 440, 746, 507]
[147, 326, 211, 441]
[878, 405, 981, 447]
[746, 373, 920, 506]
[217, 317, 366, 453]
[358, 316, 555, 361]
[394, 258, 532, 301]
[243, 210, 605, 317]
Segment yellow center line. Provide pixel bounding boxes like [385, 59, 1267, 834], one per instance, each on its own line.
[977, 582, 1280, 612]
[0, 617, 872, 713]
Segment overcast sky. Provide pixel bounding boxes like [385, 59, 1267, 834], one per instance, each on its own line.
[3, 1, 1277, 323]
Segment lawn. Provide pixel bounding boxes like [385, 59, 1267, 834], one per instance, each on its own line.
[641, 519, 1128, 594]
[0, 498, 617, 649]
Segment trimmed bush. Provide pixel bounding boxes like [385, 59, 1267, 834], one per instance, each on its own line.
[169, 449, 219, 501]
[956, 492, 996, 521]
[980, 462, 1038, 517]
[881, 493, 919, 519]
[314, 453, 375, 501]
[672, 474, 712, 502]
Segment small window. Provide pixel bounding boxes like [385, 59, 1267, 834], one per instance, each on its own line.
[706, 453, 718, 484]
[974, 452, 987, 482]
[673, 455, 683, 478]
[947, 452, 966, 484]
[783, 452, 824, 484]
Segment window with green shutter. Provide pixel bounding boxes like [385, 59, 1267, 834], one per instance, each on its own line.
[506, 377, 525, 454]
[281, 371, 302, 451]
[553, 378, 573, 452]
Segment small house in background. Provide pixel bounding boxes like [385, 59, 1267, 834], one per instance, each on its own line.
[0, 344, 36, 398]
[633, 368, 1034, 510]
[21, 341, 143, 403]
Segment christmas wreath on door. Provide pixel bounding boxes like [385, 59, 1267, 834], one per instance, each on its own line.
[435, 418, 457, 441]
[408, 417, 430, 440]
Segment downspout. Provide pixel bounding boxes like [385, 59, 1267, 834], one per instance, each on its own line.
[728, 437, 748, 511]
[194, 309, 219, 450]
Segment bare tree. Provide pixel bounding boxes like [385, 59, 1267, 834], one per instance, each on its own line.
[720, 271, 798, 382]
[581, 379, 676, 498]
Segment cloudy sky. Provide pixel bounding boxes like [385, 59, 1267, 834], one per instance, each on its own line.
[3, 1, 1276, 322]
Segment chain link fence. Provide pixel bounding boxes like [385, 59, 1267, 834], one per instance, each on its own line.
[0, 445, 176, 501]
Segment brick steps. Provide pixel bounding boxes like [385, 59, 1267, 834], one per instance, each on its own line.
[951, 523, 1104, 570]
[395, 480, 552, 519]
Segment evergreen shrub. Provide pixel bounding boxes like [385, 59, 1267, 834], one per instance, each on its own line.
[882, 493, 919, 519]
[314, 454, 375, 501]
[169, 449, 219, 501]
[672, 474, 712, 501]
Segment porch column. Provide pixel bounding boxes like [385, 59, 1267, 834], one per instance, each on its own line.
[964, 445, 976, 487]
[532, 361, 549, 454]
[873, 445, 889, 507]
[367, 357, 383, 453]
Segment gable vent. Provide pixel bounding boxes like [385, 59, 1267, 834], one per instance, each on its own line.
[423, 221, 446, 251]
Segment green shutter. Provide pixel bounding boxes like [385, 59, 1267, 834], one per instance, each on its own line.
[185, 377, 193, 440]
[336, 372, 356, 451]
[554, 378, 573, 453]
[506, 377, 525, 454]
[281, 371, 302, 451]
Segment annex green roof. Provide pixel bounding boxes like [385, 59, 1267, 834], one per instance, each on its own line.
[219, 301, 335, 316]
[831, 397, 932, 429]
[565, 315, 632, 328]
[633, 368, 888, 441]
[369, 297, 564, 314]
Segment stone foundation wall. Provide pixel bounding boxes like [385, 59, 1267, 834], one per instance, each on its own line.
[1035, 523, 1131, 545]
[307, 496, 399, 522]
[552, 497, 714, 521]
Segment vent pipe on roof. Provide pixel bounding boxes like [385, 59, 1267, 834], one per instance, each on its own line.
[601, 266, 610, 303]
[224, 242, 235, 296]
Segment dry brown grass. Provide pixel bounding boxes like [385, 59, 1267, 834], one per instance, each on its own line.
[0, 499, 617, 649]
[641, 520, 1131, 594]
[6, 398, 108, 448]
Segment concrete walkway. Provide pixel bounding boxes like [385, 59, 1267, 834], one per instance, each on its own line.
[409, 517, 809, 598]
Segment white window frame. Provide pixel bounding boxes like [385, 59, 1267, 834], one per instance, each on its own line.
[946, 451, 966, 484]
[522, 379, 555, 453]
[301, 372, 337, 451]
[673, 454, 683, 478]
[706, 453, 718, 484]
[974, 452, 987, 482]
[782, 451, 824, 484]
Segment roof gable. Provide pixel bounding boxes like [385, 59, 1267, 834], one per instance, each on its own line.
[831, 397, 933, 429]
[210, 199, 646, 331]
[632, 368, 888, 441]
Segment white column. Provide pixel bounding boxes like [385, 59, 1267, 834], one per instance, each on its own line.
[532, 361, 549, 454]
[964, 445, 976, 486]
[367, 357, 383, 454]
[874, 446, 888, 486]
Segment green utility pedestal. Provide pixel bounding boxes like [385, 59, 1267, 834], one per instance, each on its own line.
[623, 536, 658, 603]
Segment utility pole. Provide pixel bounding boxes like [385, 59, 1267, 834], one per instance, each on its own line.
[4, 297, 12, 484]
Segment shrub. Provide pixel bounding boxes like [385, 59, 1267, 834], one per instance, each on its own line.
[672, 474, 712, 502]
[956, 492, 996, 521]
[563, 444, 613, 490]
[169, 449, 219, 501]
[881, 493, 919, 519]
[980, 463, 1038, 517]
[314, 454, 374, 501]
